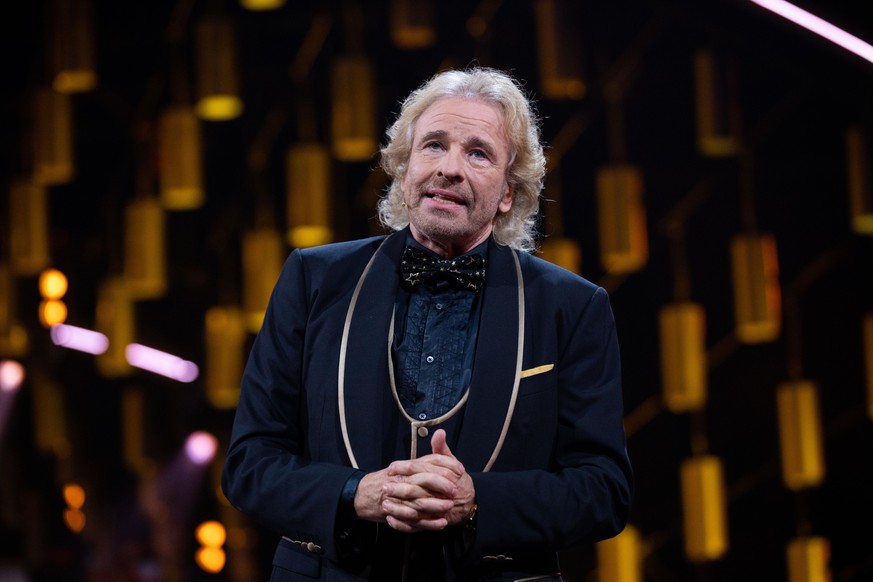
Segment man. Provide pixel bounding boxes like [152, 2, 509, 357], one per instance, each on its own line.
[222, 67, 632, 581]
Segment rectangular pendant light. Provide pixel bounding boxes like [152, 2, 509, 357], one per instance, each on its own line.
[205, 306, 245, 410]
[730, 232, 781, 343]
[596, 163, 649, 274]
[777, 380, 825, 490]
[286, 143, 333, 248]
[681, 455, 729, 562]
[659, 301, 707, 413]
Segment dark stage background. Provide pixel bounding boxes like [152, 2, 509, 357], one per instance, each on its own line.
[2, 1, 873, 580]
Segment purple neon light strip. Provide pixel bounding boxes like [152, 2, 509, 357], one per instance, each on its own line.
[125, 343, 199, 383]
[50, 324, 110, 355]
[748, 0, 873, 64]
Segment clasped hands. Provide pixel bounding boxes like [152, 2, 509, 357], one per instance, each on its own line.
[354, 429, 475, 533]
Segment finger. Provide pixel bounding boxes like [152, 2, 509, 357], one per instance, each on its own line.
[430, 429, 450, 457]
[388, 455, 463, 478]
[383, 495, 454, 516]
[384, 474, 457, 499]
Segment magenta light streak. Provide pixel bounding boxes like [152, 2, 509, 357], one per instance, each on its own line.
[185, 431, 218, 465]
[748, 0, 873, 64]
[125, 343, 199, 383]
[50, 324, 110, 355]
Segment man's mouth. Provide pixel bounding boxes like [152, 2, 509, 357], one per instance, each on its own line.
[425, 190, 467, 205]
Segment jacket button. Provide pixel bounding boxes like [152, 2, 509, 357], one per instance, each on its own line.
[417, 426, 429, 438]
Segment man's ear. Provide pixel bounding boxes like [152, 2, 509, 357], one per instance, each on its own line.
[498, 183, 513, 213]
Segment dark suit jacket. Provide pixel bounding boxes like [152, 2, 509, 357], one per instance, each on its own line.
[222, 228, 633, 581]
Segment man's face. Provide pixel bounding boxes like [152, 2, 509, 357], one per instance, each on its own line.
[401, 97, 513, 257]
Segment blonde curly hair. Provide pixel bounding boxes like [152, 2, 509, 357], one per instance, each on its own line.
[377, 67, 546, 252]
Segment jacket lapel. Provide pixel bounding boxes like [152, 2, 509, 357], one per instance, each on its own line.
[455, 242, 523, 472]
[340, 229, 407, 471]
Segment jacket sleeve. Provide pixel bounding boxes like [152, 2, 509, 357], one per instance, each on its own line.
[468, 285, 633, 555]
[220, 249, 365, 563]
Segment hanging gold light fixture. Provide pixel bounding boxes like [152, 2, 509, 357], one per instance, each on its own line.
[121, 387, 154, 477]
[95, 277, 135, 378]
[693, 48, 741, 157]
[776, 379, 825, 491]
[864, 314, 873, 421]
[205, 306, 246, 410]
[596, 524, 642, 582]
[331, 54, 377, 162]
[534, 0, 586, 100]
[32, 372, 70, 457]
[845, 126, 873, 234]
[242, 228, 284, 333]
[48, 0, 98, 93]
[158, 104, 205, 210]
[286, 143, 333, 248]
[239, 0, 286, 10]
[659, 301, 707, 413]
[195, 13, 244, 121]
[786, 536, 830, 582]
[123, 196, 167, 300]
[390, 0, 436, 49]
[596, 163, 648, 274]
[0, 263, 29, 357]
[680, 454, 729, 563]
[538, 237, 582, 274]
[9, 177, 50, 277]
[32, 86, 75, 186]
[730, 232, 781, 343]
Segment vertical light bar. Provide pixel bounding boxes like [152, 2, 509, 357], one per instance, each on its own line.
[596, 524, 642, 582]
[122, 387, 153, 477]
[49, 0, 98, 93]
[159, 104, 205, 210]
[596, 163, 648, 274]
[846, 126, 873, 234]
[693, 49, 741, 157]
[659, 301, 707, 413]
[747, 0, 873, 64]
[331, 55, 377, 162]
[0, 264, 13, 340]
[242, 228, 284, 333]
[9, 178, 50, 276]
[32, 373, 70, 457]
[95, 277, 134, 378]
[786, 536, 831, 582]
[32, 87, 75, 186]
[777, 380, 825, 491]
[205, 306, 246, 409]
[538, 237, 582, 274]
[390, 0, 436, 49]
[124, 197, 167, 300]
[286, 143, 333, 248]
[681, 455, 728, 562]
[534, 0, 586, 100]
[730, 232, 781, 343]
[864, 314, 873, 421]
[0, 263, 28, 357]
[195, 13, 244, 121]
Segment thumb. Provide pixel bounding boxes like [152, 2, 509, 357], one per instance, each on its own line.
[431, 429, 452, 457]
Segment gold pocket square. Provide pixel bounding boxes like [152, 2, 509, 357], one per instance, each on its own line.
[520, 364, 554, 378]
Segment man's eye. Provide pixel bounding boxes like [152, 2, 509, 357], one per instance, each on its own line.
[470, 149, 488, 160]
[425, 141, 443, 151]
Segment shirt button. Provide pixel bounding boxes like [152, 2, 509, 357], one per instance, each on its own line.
[418, 413, 427, 420]
[435, 303, 443, 310]
[417, 427, 429, 438]
[426, 355, 434, 363]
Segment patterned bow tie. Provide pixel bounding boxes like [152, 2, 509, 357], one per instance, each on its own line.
[401, 246, 486, 292]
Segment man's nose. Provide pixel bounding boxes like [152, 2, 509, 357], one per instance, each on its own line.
[437, 148, 464, 181]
